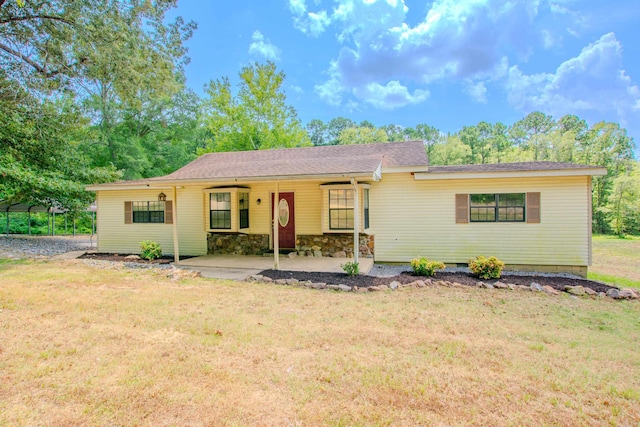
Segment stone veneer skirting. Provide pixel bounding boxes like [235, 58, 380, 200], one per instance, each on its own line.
[207, 232, 374, 257]
[296, 234, 374, 258]
[208, 233, 269, 255]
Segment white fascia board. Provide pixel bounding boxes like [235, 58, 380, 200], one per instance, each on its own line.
[85, 184, 174, 191]
[381, 166, 429, 174]
[149, 172, 376, 186]
[414, 168, 607, 181]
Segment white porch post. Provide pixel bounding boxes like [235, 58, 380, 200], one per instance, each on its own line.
[172, 186, 180, 264]
[273, 182, 280, 270]
[351, 178, 359, 265]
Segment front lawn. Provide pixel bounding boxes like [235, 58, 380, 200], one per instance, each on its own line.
[1, 259, 639, 425]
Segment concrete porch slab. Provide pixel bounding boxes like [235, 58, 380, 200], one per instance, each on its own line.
[175, 255, 373, 279]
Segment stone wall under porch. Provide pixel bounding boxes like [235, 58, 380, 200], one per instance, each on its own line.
[208, 233, 269, 255]
[296, 234, 374, 258]
[207, 232, 374, 258]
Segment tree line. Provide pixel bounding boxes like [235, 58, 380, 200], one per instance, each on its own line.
[0, 1, 637, 235]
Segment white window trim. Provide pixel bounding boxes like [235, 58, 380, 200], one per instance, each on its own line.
[320, 183, 371, 234]
[203, 187, 251, 232]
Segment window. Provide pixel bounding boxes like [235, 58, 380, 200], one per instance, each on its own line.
[238, 192, 249, 229]
[210, 192, 231, 229]
[364, 188, 370, 229]
[329, 189, 354, 230]
[132, 201, 165, 223]
[470, 193, 525, 222]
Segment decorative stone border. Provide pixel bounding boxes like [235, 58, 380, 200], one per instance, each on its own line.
[247, 275, 639, 300]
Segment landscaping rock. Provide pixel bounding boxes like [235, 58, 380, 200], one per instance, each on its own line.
[507, 284, 516, 290]
[389, 281, 399, 290]
[125, 254, 141, 260]
[353, 286, 368, 293]
[606, 288, 620, 299]
[493, 281, 508, 289]
[327, 284, 352, 292]
[516, 285, 531, 291]
[306, 282, 326, 290]
[415, 280, 426, 288]
[530, 282, 543, 292]
[565, 285, 586, 296]
[618, 289, 638, 299]
[584, 287, 597, 296]
[287, 252, 297, 258]
[313, 250, 323, 257]
[332, 251, 347, 258]
[249, 274, 264, 281]
[275, 279, 287, 285]
[285, 278, 299, 286]
[542, 285, 560, 295]
[261, 276, 273, 283]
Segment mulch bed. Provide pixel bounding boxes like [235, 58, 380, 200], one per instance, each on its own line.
[259, 269, 618, 293]
[78, 253, 194, 264]
[78, 253, 617, 294]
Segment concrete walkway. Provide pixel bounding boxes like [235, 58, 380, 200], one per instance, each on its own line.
[175, 255, 374, 281]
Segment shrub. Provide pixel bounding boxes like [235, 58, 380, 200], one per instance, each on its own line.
[468, 256, 505, 279]
[140, 240, 162, 260]
[410, 257, 445, 276]
[341, 261, 360, 276]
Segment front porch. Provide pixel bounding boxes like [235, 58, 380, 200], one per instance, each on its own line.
[176, 254, 374, 280]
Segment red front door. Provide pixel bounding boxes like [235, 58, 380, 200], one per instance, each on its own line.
[272, 192, 295, 249]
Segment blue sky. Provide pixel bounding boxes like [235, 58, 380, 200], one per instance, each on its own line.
[169, 0, 640, 154]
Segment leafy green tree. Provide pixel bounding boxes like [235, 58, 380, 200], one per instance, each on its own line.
[430, 134, 472, 165]
[337, 126, 388, 145]
[508, 112, 556, 161]
[202, 62, 310, 152]
[605, 161, 640, 236]
[0, 75, 119, 210]
[382, 124, 407, 142]
[326, 117, 355, 145]
[306, 119, 327, 146]
[407, 124, 442, 160]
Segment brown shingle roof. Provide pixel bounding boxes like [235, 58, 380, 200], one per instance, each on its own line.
[152, 140, 428, 182]
[426, 161, 603, 174]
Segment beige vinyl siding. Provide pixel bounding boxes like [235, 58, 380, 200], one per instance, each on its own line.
[371, 173, 591, 266]
[96, 187, 206, 256]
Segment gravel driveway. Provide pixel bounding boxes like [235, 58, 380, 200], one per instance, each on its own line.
[0, 235, 95, 259]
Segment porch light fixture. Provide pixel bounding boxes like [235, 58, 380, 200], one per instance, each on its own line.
[256, 198, 261, 205]
[158, 192, 167, 202]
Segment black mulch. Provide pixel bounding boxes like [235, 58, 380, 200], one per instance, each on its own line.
[259, 269, 618, 293]
[79, 253, 194, 264]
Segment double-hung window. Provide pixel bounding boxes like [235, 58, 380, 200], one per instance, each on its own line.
[132, 201, 165, 223]
[210, 192, 231, 229]
[329, 189, 354, 230]
[470, 193, 525, 222]
[238, 192, 249, 229]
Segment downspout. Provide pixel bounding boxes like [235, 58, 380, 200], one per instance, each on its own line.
[351, 178, 359, 265]
[273, 182, 280, 270]
[172, 186, 180, 264]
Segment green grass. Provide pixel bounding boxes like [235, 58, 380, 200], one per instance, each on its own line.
[589, 272, 640, 290]
[590, 234, 640, 289]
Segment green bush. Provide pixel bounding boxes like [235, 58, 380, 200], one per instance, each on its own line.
[410, 257, 445, 276]
[468, 256, 505, 279]
[341, 261, 360, 276]
[140, 240, 162, 260]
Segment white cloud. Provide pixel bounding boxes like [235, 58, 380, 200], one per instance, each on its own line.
[464, 81, 488, 103]
[301, 0, 541, 109]
[506, 33, 640, 127]
[248, 31, 281, 61]
[289, 84, 304, 95]
[354, 80, 430, 109]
